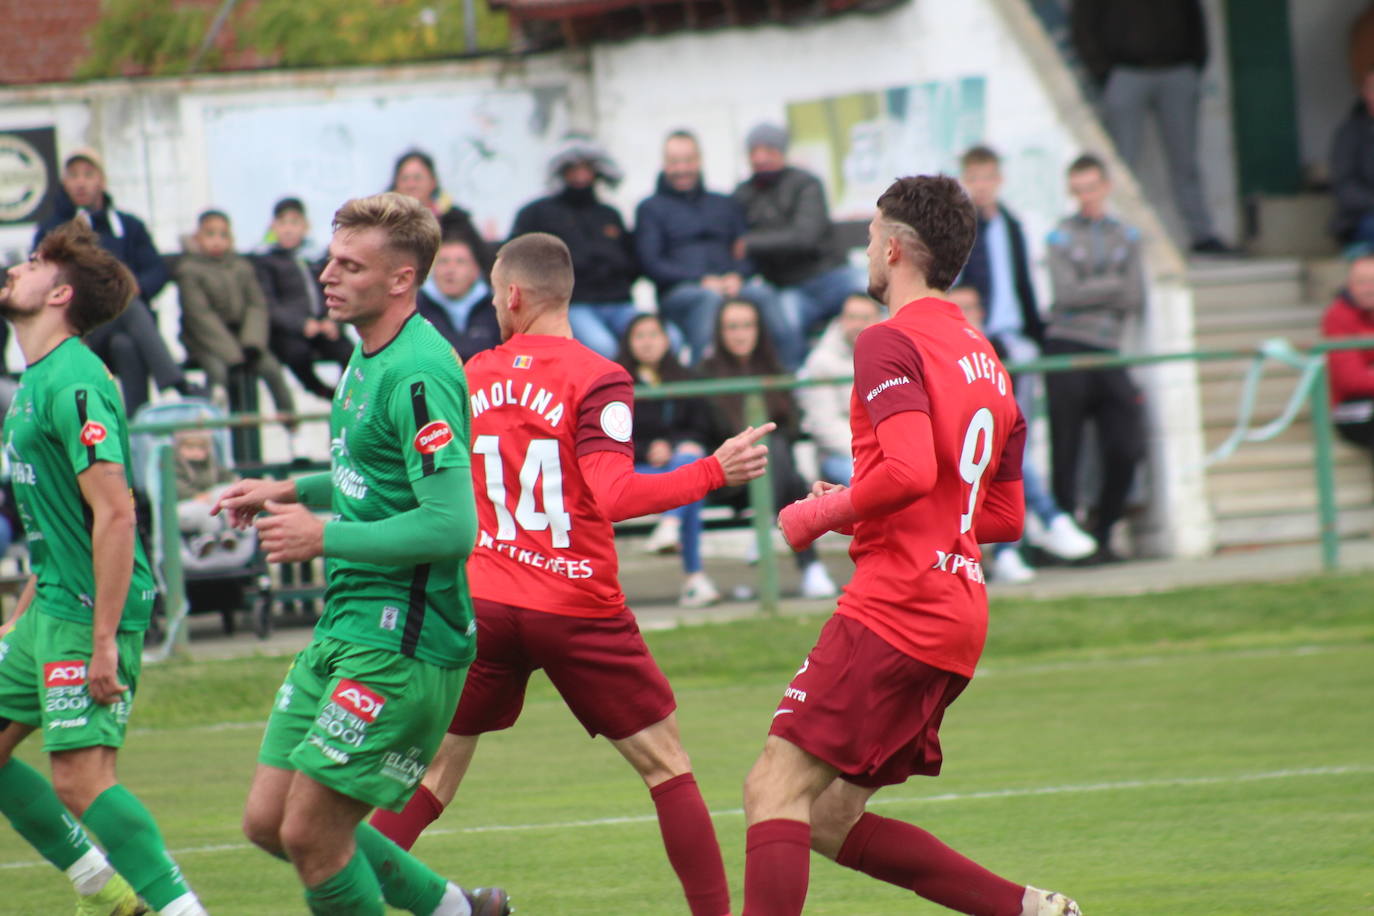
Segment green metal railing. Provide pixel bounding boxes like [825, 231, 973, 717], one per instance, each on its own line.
[136, 335, 1374, 655]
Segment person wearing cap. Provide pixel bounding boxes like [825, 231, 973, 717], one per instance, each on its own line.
[508, 136, 641, 359]
[733, 123, 863, 370]
[33, 148, 192, 412]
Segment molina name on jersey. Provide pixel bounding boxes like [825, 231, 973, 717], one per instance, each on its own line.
[463, 334, 637, 618]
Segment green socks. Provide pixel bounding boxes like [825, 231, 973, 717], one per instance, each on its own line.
[355, 822, 448, 914]
[0, 757, 92, 871]
[82, 784, 194, 911]
[304, 848, 385, 915]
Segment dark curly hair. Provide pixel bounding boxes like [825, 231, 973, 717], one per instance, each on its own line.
[875, 175, 977, 290]
[35, 220, 136, 335]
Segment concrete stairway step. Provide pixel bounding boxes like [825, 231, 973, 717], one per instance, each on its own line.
[1213, 505, 1374, 546]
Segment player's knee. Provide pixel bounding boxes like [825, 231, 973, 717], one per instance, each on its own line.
[809, 795, 864, 858]
[276, 812, 317, 862]
[242, 806, 284, 857]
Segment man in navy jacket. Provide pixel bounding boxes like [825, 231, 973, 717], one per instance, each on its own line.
[635, 130, 788, 365]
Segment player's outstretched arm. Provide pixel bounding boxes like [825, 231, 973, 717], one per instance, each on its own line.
[213, 477, 301, 529]
[0, 576, 36, 639]
[579, 423, 772, 523]
[77, 461, 137, 706]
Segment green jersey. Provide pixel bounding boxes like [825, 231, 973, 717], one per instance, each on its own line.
[317, 312, 475, 668]
[3, 337, 156, 631]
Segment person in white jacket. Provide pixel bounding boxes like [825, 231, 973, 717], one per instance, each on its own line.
[796, 293, 884, 485]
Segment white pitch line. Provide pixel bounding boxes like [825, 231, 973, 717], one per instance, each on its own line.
[1, 763, 1370, 871]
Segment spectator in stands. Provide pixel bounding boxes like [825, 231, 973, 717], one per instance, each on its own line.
[1330, 65, 1374, 249]
[509, 137, 640, 359]
[1072, 0, 1231, 254]
[253, 198, 353, 400]
[795, 293, 883, 486]
[34, 147, 191, 411]
[417, 236, 501, 362]
[389, 148, 493, 276]
[733, 122, 860, 367]
[699, 298, 838, 599]
[175, 210, 295, 418]
[1043, 155, 1147, 564]
[950, 285, 1097, 583]
[635, 129, 788, 365]
[616, 313, 724, 608]
[959, 145, 1045, 386]
[1321, 253, 1374, 464]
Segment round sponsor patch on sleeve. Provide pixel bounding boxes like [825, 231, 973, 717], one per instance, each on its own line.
[413, 419, 454, 454]
[599, 401, 633, 443]
[79, 420, 108, 447]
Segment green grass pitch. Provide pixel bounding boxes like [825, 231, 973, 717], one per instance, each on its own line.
[3, 574, 1372, 914]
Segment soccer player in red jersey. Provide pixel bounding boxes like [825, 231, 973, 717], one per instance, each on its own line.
[371, 232, 775, 916]
[738, 176, 1083, 916]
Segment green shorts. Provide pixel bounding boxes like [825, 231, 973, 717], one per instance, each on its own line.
[258, 636, 467, 811]
[0, 609, 142, 752]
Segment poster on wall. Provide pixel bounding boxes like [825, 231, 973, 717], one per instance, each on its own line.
[786, 77, 987, 220]
[0, 127, 59, 227]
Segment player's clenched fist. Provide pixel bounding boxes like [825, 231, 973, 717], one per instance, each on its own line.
[713, 422, 777, 486]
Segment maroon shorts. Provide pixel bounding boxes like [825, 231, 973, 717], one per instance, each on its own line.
[448, 598, 676, 741]
[769, 614, 969, 788]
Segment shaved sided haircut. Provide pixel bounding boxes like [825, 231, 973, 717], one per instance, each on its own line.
[495, 232, 575, 307]
[333, 192, 442, 284]
[35, 219, 137, 334]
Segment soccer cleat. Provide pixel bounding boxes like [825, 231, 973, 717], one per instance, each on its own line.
[75, 873, 149, 916]
[679, 571, 721, 608]
[466, 886, 512, 915]
[1025, 886, 1082, 916]
[1032, 513, 1097, 561]
[992, 547, 1036, 584]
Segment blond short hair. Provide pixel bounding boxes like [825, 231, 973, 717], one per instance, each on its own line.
[332, 192, 442, 283]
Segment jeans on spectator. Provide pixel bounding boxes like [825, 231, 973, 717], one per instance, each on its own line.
[1347, 213, 1374, 252]
[778, 264, 866, 342]
[272, 330, 355, 400]
[569, 301, 640, 359]
[85, 299, 185, 413]
[819, 452, 853, 487]
[636, 451, 705, 574]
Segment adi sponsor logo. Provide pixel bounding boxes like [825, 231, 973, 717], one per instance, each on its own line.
[413, 419, 453, 454]
[79, 421, 107, 447]
[43, 661, 86, 687]
[331, 680, 385, 723]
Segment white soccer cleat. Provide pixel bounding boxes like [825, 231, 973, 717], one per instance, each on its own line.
[1024, 885, 1082, 916]
[679, 572, 721, 609]
[800, 560, 838, 599]
[1032, 514, 1097, 561]
[992, 548, 1036, 584]
[644, 515, 682, 554]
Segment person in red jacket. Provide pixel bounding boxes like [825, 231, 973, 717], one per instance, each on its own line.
[1322, 255, 1374, 461]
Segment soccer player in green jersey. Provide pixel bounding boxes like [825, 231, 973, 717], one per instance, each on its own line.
[216, 193, 508, 915]
[0, 221, 208, 915]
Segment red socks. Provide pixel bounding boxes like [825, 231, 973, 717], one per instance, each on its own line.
[368, 784, 445, 852]
[836, 812, 1025, 916]
[649, 773, 731, 916]
[742, 819, 811, 916]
